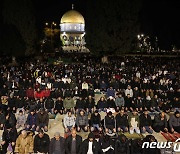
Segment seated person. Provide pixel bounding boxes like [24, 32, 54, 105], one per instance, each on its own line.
[44, 98, 54, 114]
[97, 96, 107, 112]
[75, 97, 86, 113]
[90, 110, 102, 132]
[36, 108, 49, 132]
[107, 96, 116, 109]
[104, 111, 116, 134]
[140, 109, 153, 134]
[115, 94, 125, 110]
[26, 109, 37, 132]
[0, 108, 5, 130]
[1, 123, 18, 154]
[128, 109, 140, 134]
[116, 109, 128, 132]
[16, 110, 26, 129]
[63, 96, 75, 113]
[76, 110, 88, 132]
[54, 97, 64, 115]
[134, 96, 143, 112]
[153, 112, 168, 132]
[85, 95, 95, 114]
[63, 111, 76, 133]
[169, 111, 180, 133]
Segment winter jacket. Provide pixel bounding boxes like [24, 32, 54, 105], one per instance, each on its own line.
[128, 114, 140, 127]
[97, 100, 107, 109]
[44, 98, 54, 109]
[115, 97, 125, 107]
[26, 113, 37, 126]
[90, 113, 101, 126]
[34, 133, 50, 153]
[169, 115, 180, 129]
[14, 132, 34, 154]
[65, 135, 82, 154]
[80, 139, 101, 154]
[63, 114, 76, 128]
[36, 112, 49, 126]
[63, 98, 75, 109]
[153, 114, 167, 128]
[116, 113, 128, 127]
[76, 114, 88, 126]
[104, 115, 116, 129]
[49, 137, 65, 154]
[140, 114, 152, 127]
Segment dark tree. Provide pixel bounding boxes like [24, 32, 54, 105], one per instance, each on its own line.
[0, 24, 26, 57]
[86, 0, 142, 55]
[3, 0, 37, 56]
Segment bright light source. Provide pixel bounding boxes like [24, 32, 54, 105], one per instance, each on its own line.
[45, 23, 48, 25]
[54, 23, 56, 26]
[141, 34, 144, 37]
[137, 35, 140, 38]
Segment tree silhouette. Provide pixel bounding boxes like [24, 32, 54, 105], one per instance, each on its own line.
[86, 0, 142, 55]
[3, 0, 37, 56]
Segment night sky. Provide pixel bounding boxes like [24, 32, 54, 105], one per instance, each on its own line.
[1, 0, 180, 50]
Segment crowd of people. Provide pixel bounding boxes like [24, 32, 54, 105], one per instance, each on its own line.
[0, 55, 179, 153]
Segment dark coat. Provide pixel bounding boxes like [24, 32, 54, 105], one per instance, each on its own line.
[115, 135, 130, 154]
[26, 113, 37, 126]
[2, 127, 18, 143]
[80, 139, 101, 154]
[49, 137, 65, 154]
[90, 113, 101, 126]
[36, 112, 49, 126]
[65, 135, 82, 154]
[116, 113, 128, 127]
[34, 133, 50, 153]
[140, 114, 152, 127]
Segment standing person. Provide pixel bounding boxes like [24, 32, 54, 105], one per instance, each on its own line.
[128, 109, 140, 134]
[49, 132, 65, 154]
[34, 129, 50, 154]
[99, 135, 114, 154]
[115, 134, 130, 154]
[36, 108, 49, 132]
[65, 129, 82, 154]
[80, 132, 101, 154]
[14, 130, 34, 154]
[1, 124, 17, 154]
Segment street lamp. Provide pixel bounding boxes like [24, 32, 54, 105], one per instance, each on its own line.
[45, 21, 57, 45]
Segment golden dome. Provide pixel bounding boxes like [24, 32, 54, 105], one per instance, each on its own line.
[61, 10, 85, 24]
